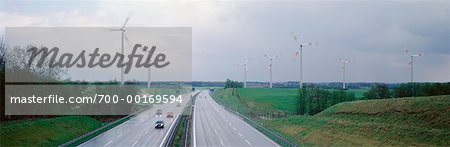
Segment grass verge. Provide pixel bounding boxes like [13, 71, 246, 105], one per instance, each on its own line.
[0, 116, 102, 146]
[67, 116, 130, 146]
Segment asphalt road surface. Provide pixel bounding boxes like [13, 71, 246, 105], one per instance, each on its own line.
[193, 90, 279, 147]
[78, 91, 193, 147]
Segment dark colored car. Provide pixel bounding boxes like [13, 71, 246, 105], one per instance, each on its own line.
[156, 109, 162, 117]
[155, 120, 164, 129]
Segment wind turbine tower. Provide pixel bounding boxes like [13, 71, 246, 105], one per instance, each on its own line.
[109, 14, 131, 85]
[293, 33, 314, 88]
[339, 58, 351, 90]
[237, 59, 250, 88]
[404, 47, 424, 96]
[264, 54, 279, 88]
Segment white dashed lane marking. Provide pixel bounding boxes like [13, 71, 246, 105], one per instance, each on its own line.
[131, 141, 138, 147]
[104, 141, 112, 146]
[245, 139, 252, 146]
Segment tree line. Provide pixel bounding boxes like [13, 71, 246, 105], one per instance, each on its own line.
[363, 82, 450, 99]
[295, 82, 450, 115]
[296, 86, 356, 115]
[224, 79, 243, 89]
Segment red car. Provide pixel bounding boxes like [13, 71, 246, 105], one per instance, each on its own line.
[166, 112, 174, 118]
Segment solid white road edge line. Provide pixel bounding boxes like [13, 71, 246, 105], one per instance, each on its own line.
[192, 91, 199, 147]
[158, 96, 184, 147]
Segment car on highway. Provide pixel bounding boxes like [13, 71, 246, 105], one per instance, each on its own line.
[155, 120, 164, 129]
[166, 112, 174, 118]
[156, 109, 163, 117]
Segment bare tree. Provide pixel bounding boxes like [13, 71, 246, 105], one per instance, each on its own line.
[0, 36, 5, 70]
[5, 45, 65, 82]
[0, 36, 4, 121]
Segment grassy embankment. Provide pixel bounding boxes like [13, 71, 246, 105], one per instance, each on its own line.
[0, 116, 103, 146]
[211, 88, 450, 146]
[265, 95, 450, 146]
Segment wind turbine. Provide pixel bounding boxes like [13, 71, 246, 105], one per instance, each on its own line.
[293, 33, 315, 88]
[237, 58, 250, 88]
[148, 48, 152, 88]
[109, 13, 132, 85]
[339, 58, 351, 90]
[403, 47, 424, 96]
[147, 42, 159, 88]
[264, 54, 279, 88]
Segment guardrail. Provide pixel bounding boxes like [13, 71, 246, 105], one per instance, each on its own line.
[162, 111, 183, 147]
[182, 91, 200, 147]
[210, 91, 298, 147]
[162, 91, 200, 147]
[60, 105, 152, 147]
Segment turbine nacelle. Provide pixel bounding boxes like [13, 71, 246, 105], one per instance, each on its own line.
[403, 46, 424, 57]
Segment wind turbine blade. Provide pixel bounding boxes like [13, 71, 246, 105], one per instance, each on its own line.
[403, 47, 411, 54]
[122, 13, 132, 29]
[105, 28, 121, 32]
[294, 39, 302, 46]
[290, 31, 296, 37]
[301, 42, 313, 46]
[291, 32, 299, 40]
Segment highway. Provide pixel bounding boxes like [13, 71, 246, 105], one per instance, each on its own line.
[78, 91, 192, 147]
[193, 90, 279, 147]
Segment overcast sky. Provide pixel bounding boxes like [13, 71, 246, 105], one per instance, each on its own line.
[1, 0, 449, 83]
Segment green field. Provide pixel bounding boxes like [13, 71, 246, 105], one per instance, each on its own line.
[212, 88, 366, 114]
[263, 95, 450, 146]
[237, 88, 299, 112]
[0, 116, 103, 146]
[144, 87, 190, 95]
[212, 88, 299, 114]
[345, 88, 368, 98]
